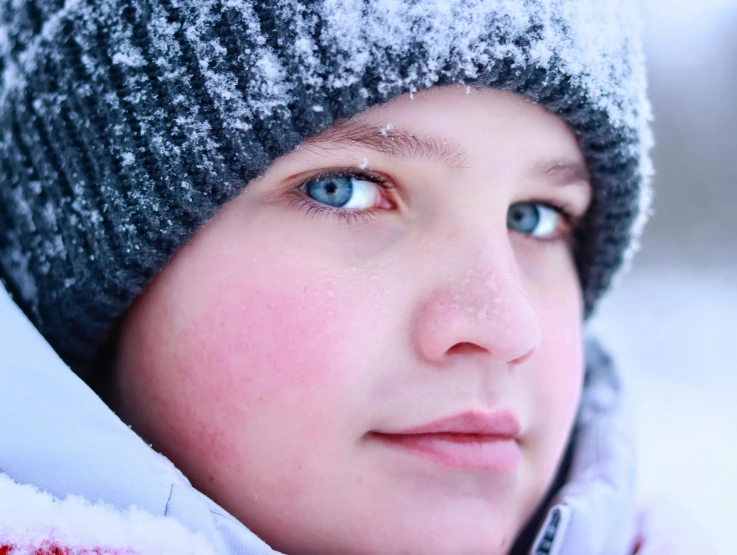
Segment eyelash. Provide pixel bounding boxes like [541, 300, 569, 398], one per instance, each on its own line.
[286, 167, 583, 242]
[285, 168, 395, 226]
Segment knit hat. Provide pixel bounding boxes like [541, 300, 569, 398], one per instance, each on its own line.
[0, 0, 653, 379]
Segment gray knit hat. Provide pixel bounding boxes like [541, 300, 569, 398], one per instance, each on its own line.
[0, 0, 652, 379]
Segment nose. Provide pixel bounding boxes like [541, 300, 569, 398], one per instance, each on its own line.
[411, 247, 541, 366]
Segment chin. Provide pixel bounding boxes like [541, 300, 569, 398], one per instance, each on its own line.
[274, 507, 524, 555]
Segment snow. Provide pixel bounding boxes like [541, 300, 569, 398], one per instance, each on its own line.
[112, 47, 146, 68]
[0, 474, 218, 555]
[590, 265, 737, 555]
[121, 152, 136, 167]
[316, 0, 646, 125]
[4, 251, 37, 304]
[0, 0, 650, 140]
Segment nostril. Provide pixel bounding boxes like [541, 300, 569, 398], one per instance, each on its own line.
[447, 342, 489, 356]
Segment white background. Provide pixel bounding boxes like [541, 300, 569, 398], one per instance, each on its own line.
[591, 2, 737, 553]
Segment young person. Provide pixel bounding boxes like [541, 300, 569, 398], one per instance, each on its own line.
[0, 1, 710, 553]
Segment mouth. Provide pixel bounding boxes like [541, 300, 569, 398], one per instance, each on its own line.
[370, 411, 522, 472]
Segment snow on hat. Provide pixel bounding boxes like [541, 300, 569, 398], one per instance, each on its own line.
[0, 0, 652, 379]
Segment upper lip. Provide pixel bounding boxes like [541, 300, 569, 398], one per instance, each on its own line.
[377, 410, 521, 438]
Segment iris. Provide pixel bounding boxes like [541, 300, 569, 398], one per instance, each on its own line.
[305, 177, 354, 207]
[507, 203, 541, 234]
[507, 202, 561, 238]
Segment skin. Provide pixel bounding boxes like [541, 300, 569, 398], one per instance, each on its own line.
[113, 86, 592, 555]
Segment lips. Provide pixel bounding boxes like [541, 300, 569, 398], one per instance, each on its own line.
[371, 411, 522, 471]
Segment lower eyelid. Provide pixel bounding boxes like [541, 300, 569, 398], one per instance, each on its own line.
[285, 190, 378, 226]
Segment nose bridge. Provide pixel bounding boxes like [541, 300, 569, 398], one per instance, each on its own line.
[437, 257, 535, 336]
[411, 231, 541, 365]
[460, 266, 521, 321]
[437, 223, 528, 312]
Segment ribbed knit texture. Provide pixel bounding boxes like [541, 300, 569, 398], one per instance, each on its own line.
[0, 0, 653, 379]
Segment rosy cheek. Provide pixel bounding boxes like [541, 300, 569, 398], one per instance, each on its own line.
[158, 265, 361, 489]
[531, 292, 584, 449]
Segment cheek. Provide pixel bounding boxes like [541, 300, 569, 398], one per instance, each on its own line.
[191, 285, 340, 403]
[536, 307, 583, 417]
[121, 245, 371, 498]
[525, 249, 584, 405]
[525, 269, 584, 472]
[183, 290, 335, 482]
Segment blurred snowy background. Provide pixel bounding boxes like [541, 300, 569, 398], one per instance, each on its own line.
[589, 1, 737, 552]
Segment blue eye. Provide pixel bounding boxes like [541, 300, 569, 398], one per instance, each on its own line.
[304, 175, 382, 210]
[507, 202, 562, 238]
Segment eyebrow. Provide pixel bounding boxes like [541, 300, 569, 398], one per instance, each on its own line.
[304, 118, 592, 189]
[304, 118, 469, 170]
[529, 159, 592, 188]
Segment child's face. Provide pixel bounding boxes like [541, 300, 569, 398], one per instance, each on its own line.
[114, 86, 590, 555]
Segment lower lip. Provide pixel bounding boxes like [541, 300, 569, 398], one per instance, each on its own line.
[371, 432, 522, 472]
